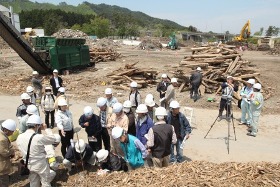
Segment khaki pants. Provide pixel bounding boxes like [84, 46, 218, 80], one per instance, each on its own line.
[0, 174, 9, 187]
[151, 155, 169, 168]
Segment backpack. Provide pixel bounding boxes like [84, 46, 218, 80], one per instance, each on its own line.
[44, 94, 55, 102]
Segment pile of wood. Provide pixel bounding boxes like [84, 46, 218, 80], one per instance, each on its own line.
[89, 48, 121, 63]
[179, 45, 272, 99]
[106, 62, 159, 90]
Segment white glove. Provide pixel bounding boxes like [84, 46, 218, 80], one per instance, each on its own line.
[159, 98, 165, 103]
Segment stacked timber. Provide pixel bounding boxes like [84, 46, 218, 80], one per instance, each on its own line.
[106, 62, 158, 90]
[179, 45, 272, 99]
[89, 48, 121, 63]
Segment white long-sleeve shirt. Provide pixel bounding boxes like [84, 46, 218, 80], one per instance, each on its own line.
[55, 110, 73, 131]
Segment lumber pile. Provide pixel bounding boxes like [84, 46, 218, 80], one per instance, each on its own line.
[106, 62, 158, 89]
[89, 48, 121, 63]
[179, 45, 272, 98]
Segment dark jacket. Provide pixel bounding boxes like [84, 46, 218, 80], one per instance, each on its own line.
[136, 116, 154, 146]
[100, 153, 128, 172]
[157, 81, 170, 98]
[126, 111, 136, 136]
[50, 76, 63, 89]
[190, 71, 202, 85]
[79, 114, 102, 137]
[65, 144, 93, 163]
[166, 112, 191, 139]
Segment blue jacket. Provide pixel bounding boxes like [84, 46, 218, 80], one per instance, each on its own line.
[166, 112, 191, 139]
[136, 116, 154, 146]
[120, 135, 144, 168]
[79, 114, 102, 137]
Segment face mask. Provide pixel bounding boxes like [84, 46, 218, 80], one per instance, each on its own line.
[157, 116, 165, 120]
[46, 92, 51, 95]
[27, 92, 33, 96]
[123, 108, 130, 113]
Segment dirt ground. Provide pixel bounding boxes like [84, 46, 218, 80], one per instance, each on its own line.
[0, 45, 280, 186]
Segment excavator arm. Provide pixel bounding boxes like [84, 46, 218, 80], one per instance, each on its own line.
[234, 20, 250, 41]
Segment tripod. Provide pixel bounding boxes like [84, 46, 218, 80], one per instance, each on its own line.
[204, 99, 237, 154]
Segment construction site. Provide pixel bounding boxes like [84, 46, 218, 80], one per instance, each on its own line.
[0, 2, 280, 187]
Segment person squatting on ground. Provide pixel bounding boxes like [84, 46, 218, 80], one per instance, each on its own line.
[146, 107, 177, 168]
[0, 119, 16, 187]
[63, 139, 97, 172]
[167, 100, 191, 163]
[97, 97, 112, 151]
[41, 87, 56, 129]
[129, 81, 141, 112]
[190, 67, 203, 102]
[239, 79, 255, 125]
[105, 88, 118, 108]
[17, 115, 60, 187]
[19, 104, 38, 133]
[123, 100, 136, 136]
[16, 93, 32, 121]
[112, 127, 147, 170]
[79, 106, 102, 152]
[55, 99, 73, 158]
[49, 69, 63, 96]
[218, 76, 234, 121]
[247, 83, 264, 137]
[156, 74, 170, 107]
[107, 102, 128, 156]
[160, 78, 178, 109]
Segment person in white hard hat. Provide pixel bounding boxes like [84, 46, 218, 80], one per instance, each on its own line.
[55, 99, 73, 158]
[190, 67, 203, 102]
[16, 93, 32, 121]
[41, 86, 56, 129]
[145, 97, 157, 123]
[0, 119, 16, 186]
[239, 79, 255, 125]
[247, 83, 264, 137]
[63, 139, 97, 172]
[107, 103, 128, 156]
[79, 106, 102, 152]
[160, 78, 177, 109]
[50, 69, 63, 96]
[112, 127, 147, 170]
[96, 149, 128, 172]
[105, 88, 118, 108]
[129, 81, 141, 112]
[54, 87, 69, 110]
[167, 101, 191, 163]
[123, 100, 136, 136]
[26, 86, 39, 106]
[97, 97, 112, 151]
[31, 71, 43, 98]
[146, 107, 177, 168]
[16, 115, 58, 187]
[19, 104, 38, 133]
[157, 74, 170, 106]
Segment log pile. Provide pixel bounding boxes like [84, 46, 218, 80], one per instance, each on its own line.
[89, 48, 121, 63]
[106, 62, 159, 89]
[179, 45, 272, 99]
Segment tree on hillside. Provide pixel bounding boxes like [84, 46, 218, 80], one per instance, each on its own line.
[44, 14, 66, 35]
[266, 26, 279, 36]
[254, 27, 264, 36]
[91, 17, 110, 37]
[188, 25, 198, 32]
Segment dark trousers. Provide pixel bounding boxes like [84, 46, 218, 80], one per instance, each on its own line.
[219, 98, 231, 117]
[88, 135, 102, 152]
[101, 127, 111, 151]
[59, 129, 74, 158]
[53, 87, 59, 96]
[45, 110, 55, 128]
[190, 83, 200, 100]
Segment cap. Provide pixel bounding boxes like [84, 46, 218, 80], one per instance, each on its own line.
[53, 69, 58, 73]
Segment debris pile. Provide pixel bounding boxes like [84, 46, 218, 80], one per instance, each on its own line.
[0, 59, 12, 69]
[257, 44, 270, 51]
[92, 38, 121, 50]
[138, 38, 163, 50]
[107, 62, 159, 89]
[52, 29, 89, 38]
[89, 48, 121, 63]
[267, 43, 280, 55]
[179, 45, 272, 99]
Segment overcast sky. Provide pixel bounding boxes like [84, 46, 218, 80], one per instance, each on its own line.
[32, 0, 280, 34]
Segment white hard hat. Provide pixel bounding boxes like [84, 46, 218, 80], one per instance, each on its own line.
[45, 86, 52, 90]
[96, 149, 109, 162]
[105, 88, 112, 95]
[75, 139, 86, 153]
[26, 114, 42, 126]
[155, 107, 167, 116]
[171, 78, 177, 83]
[123, 100, 132, 108]
[112, 102, 123, 113]
[161, 74, 167, 78]
[26, 86, 34, 92]
[112, 126, 124, 139]
[136, 104, 148, 113]
[53, 134, 61, 143]
[196, 67, 202, 71]
[26, 105, 39, 115]
[32, 71, 38, 75]
[84, 106, 93, 117]
[227, 76, 233, 79]
[2, 119, 16, 131]
[247, 79, 255, 85]
[145, 98, 155, 107]
[130, 81, 138, 88]
[21, 93, 31, 100]
[58, 99, 68, 106]
[169, 100, 180, 109]
[97, 97, 107, 107]
[53, 69, 58, 73]
[145, 94, 154, 101]
[58, 87, 65, 93]
[253, 83, 262, 90]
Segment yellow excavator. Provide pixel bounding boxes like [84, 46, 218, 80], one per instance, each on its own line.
[233, 20, 251, 41]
